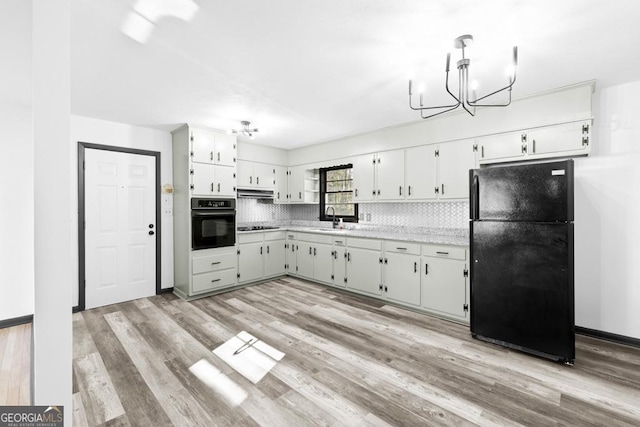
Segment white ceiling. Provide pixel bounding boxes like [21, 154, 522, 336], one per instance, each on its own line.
[66, 0, 640, 149]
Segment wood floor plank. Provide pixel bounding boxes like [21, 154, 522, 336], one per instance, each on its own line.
[73, 352, 125, 425]
[104, 310, 216, 426]
[73, 391, 90, 427]
[80, 309, 174, 427]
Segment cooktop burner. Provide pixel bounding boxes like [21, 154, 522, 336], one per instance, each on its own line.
[237, 225, 280, 231]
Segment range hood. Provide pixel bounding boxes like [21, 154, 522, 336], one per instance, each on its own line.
[236, 188, 275, 199]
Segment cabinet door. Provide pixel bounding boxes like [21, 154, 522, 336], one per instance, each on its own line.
[314, 243, 334, 285]
[296, 241, 314, 279]
[346, 247, 382, 296]
[286, 236, 296, 275]
[191, 162, 215, 195]
[213, 133, 236, 166]
[421, 257, 468, 321]
[352, 153, 376, 202]
[254, 163, 275, 189]
[214, 165, 236, 197]
[236, 160, 254, 188]
[238, 242, 264, 284]
[274, 166, 289, 203]
[478, 131, 526, 163]
[528, 121, 590, 156]
[384, 252, 421, 306]
[264, 240, 286, 278]
[377, 150, 405, 201]
[289, 166, 305, 203]
[333, 247, 347, 287]
[190, 127, 216, 164]
[438, 139, 477, 200]
[405, 145, 437, 200]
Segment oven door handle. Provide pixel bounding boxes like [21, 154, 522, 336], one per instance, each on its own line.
[192, 211, 236, 217]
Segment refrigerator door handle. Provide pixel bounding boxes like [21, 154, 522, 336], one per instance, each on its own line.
[472, 175, 480, 219]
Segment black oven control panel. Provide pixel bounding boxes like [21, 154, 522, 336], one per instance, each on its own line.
[191, 198, 236, 209]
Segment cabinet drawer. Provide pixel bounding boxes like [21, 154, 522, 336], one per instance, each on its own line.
[298, 232, 333, 245]
[421, 245, 466, 260]
[286, 232, 297, 240]
[348, 237, 382, 251]
[192, 252, 237, 274]
[238, 232, 264, 244]
[192, 269, 237, 294]
[333, 237, 347, 247]
[264, 230, 286, 241]
[384, 241, 421, 255]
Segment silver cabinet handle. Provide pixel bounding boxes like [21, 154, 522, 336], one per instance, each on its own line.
[309, 247, 312, 255]
[399, 186, 402, 196]
[481, 146, 485, 158]
[257, 176, 260, 185]
[436, 251, 449, 255]
[267, 245, 270, 254]
[250, 176, 253, 184]
[210, 151, 214, 161]
[408, 185, 412, 196]
[313, 247, 316, 256]
[210, 183, 214, 192]
[414, 262, 417, 273]
[260, 246, 263, 255]
[396, 247, 407, 250]
[217, 152, 221, 161]
[355, 188, 358, 197]
[425, 264, 428, 275]
[441, 184, 445, 195]
[532, 139, 536, 153]
[217, 183, 221, 192]
[211, 278, 220, 283]
[211, 261, 221, 265]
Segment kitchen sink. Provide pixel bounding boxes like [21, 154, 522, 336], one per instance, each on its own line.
[311, 228, 348, 233]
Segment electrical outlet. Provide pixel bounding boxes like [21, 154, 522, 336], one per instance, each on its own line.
[163, 208, 173, 216]
[359, 213, 364, 221]
[366, 213, 371, 221]
[272, 212, 276, 219]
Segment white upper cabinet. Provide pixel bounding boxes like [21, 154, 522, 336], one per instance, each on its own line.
[213, 132, 237, 166]
[352, 153, 376, 202]
[274, 165, 289, 203]
[405, 145, 437, 200]
[376, 150, 405, 201]
[190, 127, 237, 166]
[289, 165, 305, 203]
[478, 131, 526, 163]
[237, 160, 275, 189]
[437, 139, 478, 200]
[527, 121, 590, 156]
[478, 120, 592, 164]
[352, 150, 404, 202]
[190, 127, 216, 164]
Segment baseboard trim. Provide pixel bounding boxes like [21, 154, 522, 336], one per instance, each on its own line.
[576, 326, 640, 349]
[0, 314, 34, 329]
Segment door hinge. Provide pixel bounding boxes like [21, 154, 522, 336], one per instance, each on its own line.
[463, 304, 469, 312]
[331, 274, 334, 280]
[521, 133, 527, 143]
[582, 136, 589, 147]
[189, 184, 194, 190]
[344, 277, 347, 284]
[189, 169, 194, 175]
[463, 269, 469, 278]
[582, 123, 590, 134]
[237, 249, 240, 255]
[379, 257, 383, 264]
[190, 151, 194, 157]
[237, 273, 240, 278]
[435, 149, 440, 157]
[473, 144, 478, 152]
[435, 186, 439, 195]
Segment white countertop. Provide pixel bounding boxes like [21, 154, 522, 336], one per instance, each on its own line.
[237, 224, 469, 247]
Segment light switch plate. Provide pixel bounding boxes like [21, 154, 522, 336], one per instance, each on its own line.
[366, 213, 371, 221]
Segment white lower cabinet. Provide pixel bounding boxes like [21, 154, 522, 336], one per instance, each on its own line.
[263, 233, 286, 278]
[332, 237, 347, 287]
[346, 238, 383, 297]
[189, 247, 237, 296]
[382, 242, 421, 306]
[421, 245, 469, 322]
[238, 231, 286, 284]
[291, 233, 334, 284]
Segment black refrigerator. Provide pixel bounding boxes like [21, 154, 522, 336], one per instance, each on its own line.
[469, 160, 575, 364]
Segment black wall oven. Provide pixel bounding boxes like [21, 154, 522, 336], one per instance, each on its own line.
[191, 198, 236, 250]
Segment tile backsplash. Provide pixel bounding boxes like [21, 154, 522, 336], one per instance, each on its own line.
[237, 199, 469, 229]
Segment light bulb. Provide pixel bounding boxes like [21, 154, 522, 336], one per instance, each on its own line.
[417, 83, 426, 94]
[505, 64, 516, 79]
[470, 80, 479, 91]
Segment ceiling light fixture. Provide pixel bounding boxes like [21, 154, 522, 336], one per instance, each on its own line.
[409, 35, 518, 119]
[230, 121, 259, 140]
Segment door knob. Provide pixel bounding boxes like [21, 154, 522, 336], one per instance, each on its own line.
[148, 224, 154, 228]
[149, 230, 155, 235]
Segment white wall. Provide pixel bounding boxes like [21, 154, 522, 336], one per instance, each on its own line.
[574, 80, 640, 339]
[0, 103, 34, 322]
[0, 0, 33, 323]
[238, 140, 288, 165]
[70, 116, 174, 307]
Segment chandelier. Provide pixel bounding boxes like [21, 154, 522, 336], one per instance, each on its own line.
[409, 35, 518, 119]
[230, 121, 259, 139]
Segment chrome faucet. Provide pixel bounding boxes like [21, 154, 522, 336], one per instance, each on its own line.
[326, 206, 338, 228]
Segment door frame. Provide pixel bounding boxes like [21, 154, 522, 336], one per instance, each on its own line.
[77, 142, 161, 311]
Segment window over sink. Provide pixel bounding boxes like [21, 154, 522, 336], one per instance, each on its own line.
[319, 164, 358, 223]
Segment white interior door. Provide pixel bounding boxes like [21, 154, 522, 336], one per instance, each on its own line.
[85, 149, 156, 309]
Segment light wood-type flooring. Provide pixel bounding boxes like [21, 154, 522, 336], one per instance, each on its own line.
[0, 322, 31, 405]
[73, 277, 640, 426]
